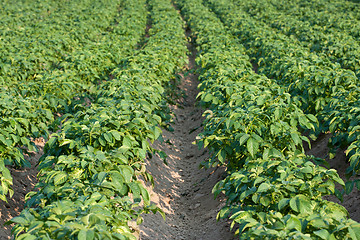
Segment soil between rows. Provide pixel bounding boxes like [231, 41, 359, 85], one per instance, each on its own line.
[0, 139, 44, 240]
[139, 31, 235, 240]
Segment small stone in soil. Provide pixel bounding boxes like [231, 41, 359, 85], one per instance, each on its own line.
[189, 203, 201, 210]
[194, 193, 205, 199]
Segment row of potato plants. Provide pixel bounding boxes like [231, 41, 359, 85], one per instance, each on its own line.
[0, 0, 148, 202]
[205, 0, 360, 184]
[1, 0, 124, 85]
[208, 0, 357, 116]
[235, 0, 360, 80]
[8, 0, 188, 238]
[266, 0, 360, 40]
[175, 0, 360, 238]
[225, 0, 360, 183]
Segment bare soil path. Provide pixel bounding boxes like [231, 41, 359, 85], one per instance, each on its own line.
[139, 26, 235, 240]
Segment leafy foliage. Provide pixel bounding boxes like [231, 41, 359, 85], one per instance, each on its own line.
[6, 0, 188, 239]
[0, 0, 149, 202]
[206, 0, 360, 179]
[176, 0, 360, 238]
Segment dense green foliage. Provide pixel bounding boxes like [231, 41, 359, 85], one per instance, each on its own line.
[205, 0, 360, 182]
[4, 0, 187, 239]
[235, 0, 360, 78]
[267, 0, 360, 39]
[1, 0, 360, 239]
[176, 0, 360, 238]
[0, 0, 148, 202]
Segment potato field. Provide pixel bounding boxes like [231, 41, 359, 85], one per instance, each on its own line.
[0, 0, 360, 239]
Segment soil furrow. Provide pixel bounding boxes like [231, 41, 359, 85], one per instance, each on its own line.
[0, 139, 44, 240]
[140, 23, 235, 240]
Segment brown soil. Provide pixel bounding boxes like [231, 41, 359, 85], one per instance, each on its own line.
[305, 133, 360, 221]
[0, 138, 44, 240]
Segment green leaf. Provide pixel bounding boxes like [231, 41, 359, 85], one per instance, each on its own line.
[78, 229, 92, 240]
[27, 221, 44, 233]
[254, 177, 264, 186]
[348, 225, 360, 240]
[120, 166, 134, 183]
[290, 132, 302, 146]
[278, 198, 290, 210]
[53, 172, 68, 186]
[110, 130, 121, 141]
[217, 149, 226, 164]
[274, 107, 281, 120]
[158, 151, 168, 165]
[103, 133, 112, 143]
[307, 114, 318, 123]
[18, 233, 37, 240]
[301, 166, 313, 174]
[111, 171, 124, 188]
[299, 115, 313, 130]
[217, 207, 231, 220]
[97, 172, 107, 183]
[128, 182, 141, 203]
[60, 139, 72, 147]
[289, 195, 313, 214]
[313, 229, 332, 240]
[10, 216, 28, 225]
[286, 216, 302, 231]
[247, 137, 259, 157]
[334, 188, 344, 202]
[123, 135, 132, 148]
[309, 218, 328, 229]
[89, 215, 100, 226]
[139, 185, 150, 206]
[154, 127, 161, 139]
[259, 196, 271, 206]
[239, 134, 250, 146]
[257, 182, 271, 192]
[119, 184, 129, 196]
[203, 93, 213, 102]
[256, 95, 265, 105]
[327, 170, 345, 186]
[0, 134, 11, 147]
